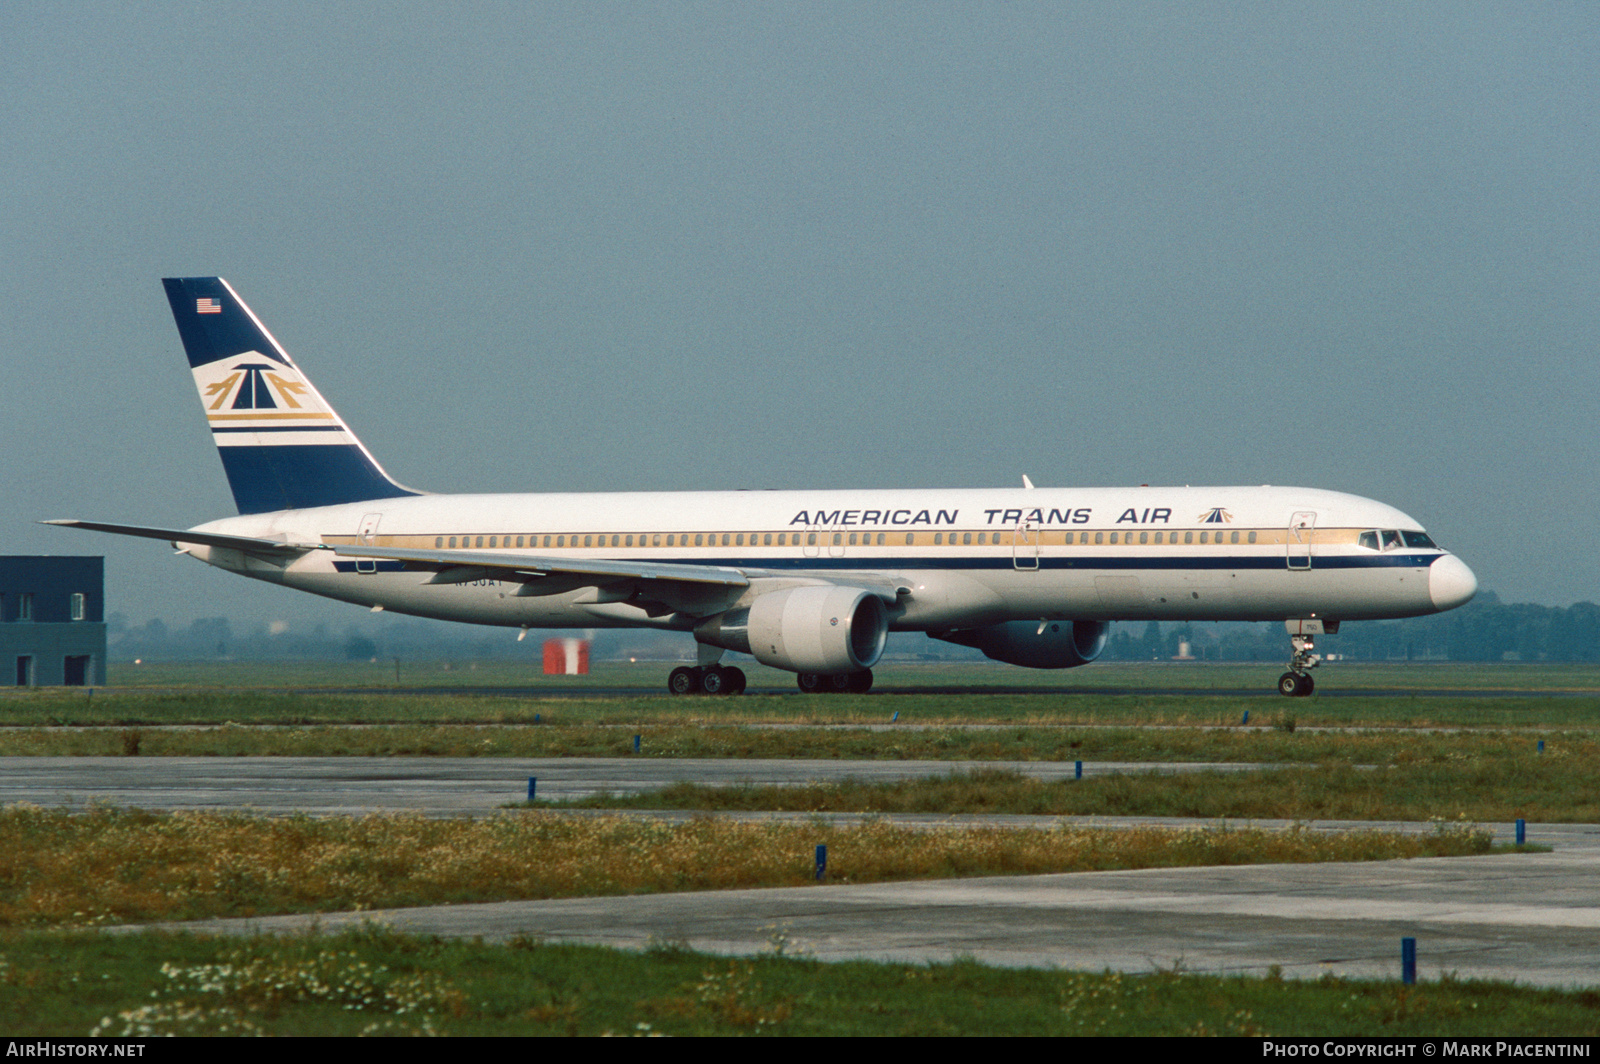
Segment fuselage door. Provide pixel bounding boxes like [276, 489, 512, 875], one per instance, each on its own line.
[1287, 511, 1316, 570]
[803, 523, 821, 558]
[1013, 518, 1040, 571]
[356, 513, 383, 574]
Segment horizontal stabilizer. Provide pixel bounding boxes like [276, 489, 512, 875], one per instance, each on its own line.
[43, 519, 317, 556]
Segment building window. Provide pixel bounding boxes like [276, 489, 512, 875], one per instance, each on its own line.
[16, 594, 32, 622]
[71, 593, 85, 621]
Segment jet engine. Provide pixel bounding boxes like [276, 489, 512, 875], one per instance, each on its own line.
[932, 620, 1108, 669]
[695, 585, 888, 674]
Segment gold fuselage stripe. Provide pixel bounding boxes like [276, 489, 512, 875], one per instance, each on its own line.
[323, 527, 1372, 550]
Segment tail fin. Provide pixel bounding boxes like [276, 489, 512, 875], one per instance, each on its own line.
[162, 277, 421, 514]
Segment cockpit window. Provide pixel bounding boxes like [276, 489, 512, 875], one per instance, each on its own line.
[1358, 531, 1379, 551]
[1402, 530, 1437, 549]
[1381, 530, 1405, 551]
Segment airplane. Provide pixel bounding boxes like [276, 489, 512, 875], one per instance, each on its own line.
[49, 277, 1478, 697]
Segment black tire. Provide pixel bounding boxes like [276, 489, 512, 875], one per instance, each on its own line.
[796, 672, 823, 693]
[722, 666, 746, 695]
[700, 666, 727, 696]
[846, 669, 873, 693]
[1277, 672, 1302, 697]
[824, 673, 853, 693]
[668, 666, 700, 696]
[1298, 674, 1315, 697]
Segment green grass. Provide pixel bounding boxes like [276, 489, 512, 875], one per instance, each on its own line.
[5, 681, 1600, 729]
[4, 928, 1596, 1036]
[2, 720, 1591, 766]
[0, 806, 1494, 929]
[537, 759, 1600, 823]
[93, 659, 1600, 693]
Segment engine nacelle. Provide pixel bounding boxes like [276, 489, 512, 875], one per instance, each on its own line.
[933, 620, 1108, 669]
[695, 585, 888, 674]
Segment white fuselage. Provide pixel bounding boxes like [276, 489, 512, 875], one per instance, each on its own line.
[183, 484, 1475, 633]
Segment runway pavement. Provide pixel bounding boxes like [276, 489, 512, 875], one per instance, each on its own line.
[0, 755, 1272, 816]
[7, 754, 1596, 986]
[137, 840, 1600, 987]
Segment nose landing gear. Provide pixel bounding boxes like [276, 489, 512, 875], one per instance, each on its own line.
[1278, 618, 1333, 697]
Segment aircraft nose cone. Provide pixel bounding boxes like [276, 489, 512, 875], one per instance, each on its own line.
[1429, 554, 1478, 611]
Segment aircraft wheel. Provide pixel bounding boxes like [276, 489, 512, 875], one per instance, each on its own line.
[668, 666, 701, 696]
[824, 673, 853, 693]
[1298, 674, 1315, 697]
[846, 669, 873, 694]
[1277, 672, 1302, 697]
[722, 666, 746, 695]
[700, 666, 728, 696]
[796, 672, 823, 693]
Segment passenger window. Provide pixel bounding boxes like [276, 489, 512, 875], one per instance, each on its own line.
[1199, 532, 1208, 544]
[1139, 531, 1148, 544]
[808, 533, 817, 546]
[1094, 532, 1103, 545]
[543, 535, 552, 548]
[652, 534, 660, 546]
[878, 533, 886, 546]
[848, 533, 857, 546]
[905, 533, 914, 545]
[1109, 532, 1119, 545]
[489, 537, 497, 548]
[556, 536, 565, 547]
[763, 534, 772, 546]
[1184, 531, 1193, 544]
[961, 532, 971, 545]
[934, 533, 943, 545]
[436, 537, 444, 548]
[666, 535, 675, 546]
[1247, 531, 1257, 544]
[976, 533, 985, 545]
[832, 533, 842, 546]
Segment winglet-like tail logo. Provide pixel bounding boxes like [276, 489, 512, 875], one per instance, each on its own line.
[204, 363, 310, 411]
[1199, 507, 1233, 524]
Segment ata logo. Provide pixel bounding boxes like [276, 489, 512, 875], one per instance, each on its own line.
[1199, 507, 1233, 524]
[205, 362, 309, 411]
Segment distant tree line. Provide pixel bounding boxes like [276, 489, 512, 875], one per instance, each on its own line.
[1101, 592, 1600, 663]
[107, 591, 1597, 665]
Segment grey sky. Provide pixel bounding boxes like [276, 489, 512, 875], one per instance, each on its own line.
[3, 2, 1595, 630]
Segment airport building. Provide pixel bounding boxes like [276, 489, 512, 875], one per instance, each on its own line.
[0, 557, 106, 686]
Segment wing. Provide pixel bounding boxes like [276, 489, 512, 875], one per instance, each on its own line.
[331, 544, 912, 603]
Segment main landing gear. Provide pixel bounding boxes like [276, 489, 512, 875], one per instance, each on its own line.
[796, 669, 873, 694]
[667, 664, 747, 696]
[1278, 618, 1330, 697]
